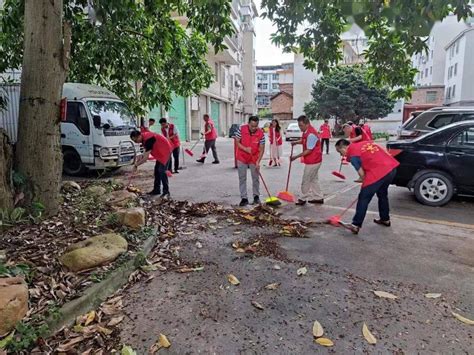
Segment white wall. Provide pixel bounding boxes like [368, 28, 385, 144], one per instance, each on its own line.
[293, 53, 320, 118]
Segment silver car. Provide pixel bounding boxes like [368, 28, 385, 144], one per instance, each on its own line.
[285, 122, 302, 141]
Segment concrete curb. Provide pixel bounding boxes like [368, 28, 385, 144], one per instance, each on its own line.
[46, 228, 158, 335]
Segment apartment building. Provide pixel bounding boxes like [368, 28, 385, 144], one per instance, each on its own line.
[444, 27, 474, 106]
[256, 65, 283, 111]
[150, 0, 258, 139]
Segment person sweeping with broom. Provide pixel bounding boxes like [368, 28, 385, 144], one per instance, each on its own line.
[290, 115, 324, 206]
[335, 139, 399, 234]
[235, 115, 265, 207]
[130, 130, 173, 198]
[268, 119, 282, 167]
[196, 114, 220, 164]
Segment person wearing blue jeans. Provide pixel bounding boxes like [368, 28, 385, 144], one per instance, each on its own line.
[335, 139, 400, 234]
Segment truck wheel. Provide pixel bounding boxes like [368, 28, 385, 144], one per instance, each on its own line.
[63, 149, 85, 176]
[414, 171, 454, 207]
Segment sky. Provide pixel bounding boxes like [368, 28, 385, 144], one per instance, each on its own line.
[253, 0, 293, 66]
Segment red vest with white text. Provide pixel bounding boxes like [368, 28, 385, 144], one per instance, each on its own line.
[236, 124, 264, 164]
[302, 125, 322, 165]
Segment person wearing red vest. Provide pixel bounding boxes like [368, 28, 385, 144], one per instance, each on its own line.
[319, 119, 332, 154]
[268, 119, 283, 167]
[235, 115, 265, 206]
[159, 118, 181, 174]
[343, 121, 371, 143]
[335, 139, 400, 234]
[290, 115, 324, 206]
[197, 114, 219, 164]
[130, 130, 173, 197]
[140, 118, 155, 133]
[361, 122, 373, 140]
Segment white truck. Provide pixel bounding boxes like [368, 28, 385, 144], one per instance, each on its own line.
[0, 82, 142, 175]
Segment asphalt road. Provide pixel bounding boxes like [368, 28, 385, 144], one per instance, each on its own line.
[105, 137, 473, 353]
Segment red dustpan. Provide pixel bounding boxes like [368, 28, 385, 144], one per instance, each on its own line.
[277, 145, 296, 202]
[166, 170, 173, 177]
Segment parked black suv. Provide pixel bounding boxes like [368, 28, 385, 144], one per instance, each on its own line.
[398, 106, 474, 139]
[387, 120, 474, 206]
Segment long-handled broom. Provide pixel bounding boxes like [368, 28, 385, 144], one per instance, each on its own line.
[277, 145, 296, 202]
[331, 158, 346, 180]
[326, 197, 358, 226]
[258, 171, 281, 207]
[184, 137, 202, 157]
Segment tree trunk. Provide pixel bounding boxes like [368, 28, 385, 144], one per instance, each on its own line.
[0, 129, 14, 211]
[15, 0, 67, 215]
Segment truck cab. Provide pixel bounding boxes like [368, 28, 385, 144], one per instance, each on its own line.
[61, 83, 141, 175]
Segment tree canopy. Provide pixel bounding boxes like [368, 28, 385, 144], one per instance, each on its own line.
[0, 0, 234, 114]
[304, 66, 395, 123]
[262, 0, 473, 98]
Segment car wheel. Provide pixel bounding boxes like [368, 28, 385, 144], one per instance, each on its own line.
[414, 171, 454, 207]
[63, 149, 86, 176]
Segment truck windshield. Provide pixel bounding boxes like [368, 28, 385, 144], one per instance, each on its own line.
[87, 100, 135, 128]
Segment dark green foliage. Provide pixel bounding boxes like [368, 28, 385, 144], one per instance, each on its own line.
[304, 66, 394, 123]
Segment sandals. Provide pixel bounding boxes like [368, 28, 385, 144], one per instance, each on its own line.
[374, 219, 391, 227]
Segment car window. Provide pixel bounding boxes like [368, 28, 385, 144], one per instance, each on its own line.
[66, 102, 90, 135]
[460, 113, 474, 121]
[449, 127, 474, 148]
[427, 114, 457, 129]
[404, 111, 435, 130]
[288, 123, 299, 130]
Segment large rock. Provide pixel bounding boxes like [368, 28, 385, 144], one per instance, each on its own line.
[116, 207, 146, 230]
[84, 185, 107, 197]
[0, 277, 28, 336]
[106, 190, 137, 208]
[60, 233, 128, 272]
[61, 181, 81, 193]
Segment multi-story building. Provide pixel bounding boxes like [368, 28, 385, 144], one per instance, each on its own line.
[270, 64, 294, 122]
[444, 27, 474, 106]
[151, 0, 258, 139]
[256, 65, 282, 111]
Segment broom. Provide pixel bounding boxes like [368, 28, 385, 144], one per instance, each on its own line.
[277, 145, 296, 202]
[326, 197, 358, 226]
[332, 158, 346, 180]
[258, 171, 281, 207]
[184, 137, 202, 157]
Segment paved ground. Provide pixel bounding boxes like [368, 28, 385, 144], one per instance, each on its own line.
[93, 138, 474, 353]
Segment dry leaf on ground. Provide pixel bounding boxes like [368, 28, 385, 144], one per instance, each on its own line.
[425, 293, 442, 299]
[251, 301, 264, 310]
[373, 290, 398, 299]
[452, 311, 474, 325]
[297, 267, 307, 276]
[149, 334, 171, 354]
[56, 336, 85, 352]
[227, 274, 240, 285]
[84, 311, 96, 326]
[264, 282, 280, 290]
[243, 215, 256, 222]
[107, 315, 125, 327]
[362, 323, 377, 345]
[312, 321, 324, 338]
[315, 337, 334, 347]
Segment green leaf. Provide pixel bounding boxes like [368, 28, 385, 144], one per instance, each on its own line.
[121, 345, 137, 355]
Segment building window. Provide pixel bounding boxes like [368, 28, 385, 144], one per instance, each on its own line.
[426, 91, 437, 103]
[452, 85, 456, 98]
[214, 63, 219, 81]
[421, 71, 424, 79]
[262, 83, 268, 90]
[221, 68, 226, 88]
[430, 50, 433, 60]
[430, 66, 432, 75]
[261, 74, 268, 80]
[456, 41, 460, 54]
[454, 63, 458, 76]
[447, 87, 451, 99]
[272, 83, 279, 90]
[272, 74, 279, 81]
[257, 83, 262, 89]
[425, 68, 428, 77]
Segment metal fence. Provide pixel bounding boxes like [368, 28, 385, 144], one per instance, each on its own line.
[0, 84, 20, 143]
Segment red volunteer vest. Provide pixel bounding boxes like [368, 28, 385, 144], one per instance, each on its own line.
[362, 124, 373, 140]
[302, 125, 322, 165]
[141, 131, 172, 165]
[346, 141, 399, 187]
[269, 127, 282, 146]
[236, 124, 264, 164]
[350, 125, 371, 142]
[140, 126, 150, 133]
[319, 123, 331, 139]
[204, 119, 217, 141]
[161, 123, 180, 148]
